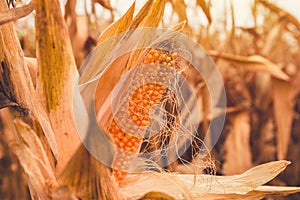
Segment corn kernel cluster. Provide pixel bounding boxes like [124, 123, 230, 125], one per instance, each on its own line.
[129, 83, 166, 126]
[107, 49, 178, 180]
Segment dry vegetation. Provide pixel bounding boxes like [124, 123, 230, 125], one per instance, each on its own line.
[0, 0, 300, 199]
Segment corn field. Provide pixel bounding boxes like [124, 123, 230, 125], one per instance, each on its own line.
[0, 0, 300, 199]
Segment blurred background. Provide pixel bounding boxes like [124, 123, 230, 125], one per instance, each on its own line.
[14, 0, 300, 199]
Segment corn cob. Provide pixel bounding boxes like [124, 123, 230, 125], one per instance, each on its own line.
[107, 49, 178, 180]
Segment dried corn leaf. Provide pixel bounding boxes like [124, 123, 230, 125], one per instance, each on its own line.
[194, 186, 300, 199]
[14, 119, 55, 175]
[261, 21, 285, 56]
[223, 111, 252, 175]
[208, 51, 290, 80]
[126, 0, 166, 70]
[170, 20, 186, 32]
[0, 136, 29, 199]
[35, 0, 80, 172]
[221, 0, 235, 52]
[120, 161, 300, 199]
[258, 0, 300, 31]
[60, 145, 121, 200]
[95, 53, 130, 116]
[83, 1, 166, 82]
[251, 1, 257, 28]
[0, 0, 34, 25]
[196, 0, 212, 24]
[11, 120, 58, 197]
[13, 144, 57, 199]
[97, 2, 135, 44]
[93, 0, 113, 12]
[10, 119, 58, 198]
[272, 79, 294, 160]
[34, 106, 59, 159]
[169, 0, 188, 24]
[81, 3, 135, 82]
[130, 0, 166, 29]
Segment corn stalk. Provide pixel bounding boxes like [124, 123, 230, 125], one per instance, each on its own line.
[34, 0, 81, 173]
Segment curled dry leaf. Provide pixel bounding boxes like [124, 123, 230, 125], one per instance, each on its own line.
[11, 120, 58, 198]
[120, 161, 300, 199]
[208, 50, 290, 81]
[0, 0, 34, 25]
